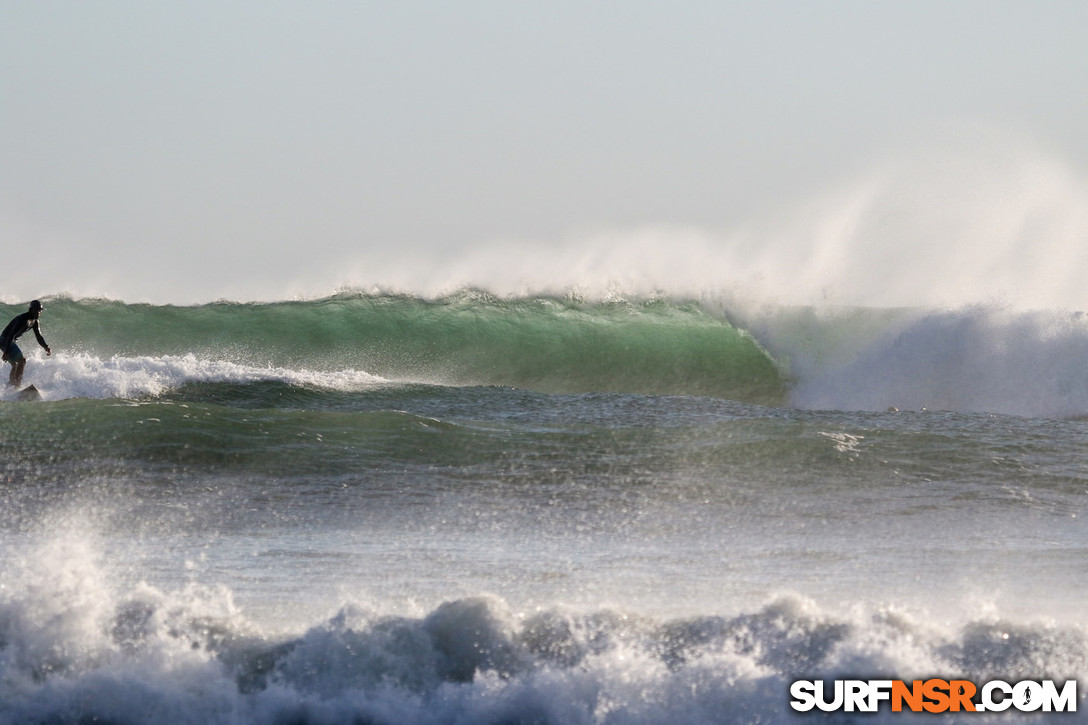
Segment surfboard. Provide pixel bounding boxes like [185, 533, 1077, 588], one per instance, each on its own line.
[16, 385, 41, 401]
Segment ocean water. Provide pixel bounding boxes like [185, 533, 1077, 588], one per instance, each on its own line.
[2, 293, 1087, 724]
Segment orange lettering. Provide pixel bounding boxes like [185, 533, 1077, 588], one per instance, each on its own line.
[949, 680, 977, 712]
[922, 679, 951, 713]
[892, 680, 924, 712]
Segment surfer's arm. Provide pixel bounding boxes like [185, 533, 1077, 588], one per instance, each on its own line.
[32, 322, 50, 354]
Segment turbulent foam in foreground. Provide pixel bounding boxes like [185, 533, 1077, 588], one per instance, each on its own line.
[2, 525, 1085, 725]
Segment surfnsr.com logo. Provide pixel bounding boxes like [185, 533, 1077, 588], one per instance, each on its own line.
[790, 679, 1077, 714]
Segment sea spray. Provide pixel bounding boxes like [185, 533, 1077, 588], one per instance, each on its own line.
[314, 131, 1088, 314]
[771, 306, 1088, 416]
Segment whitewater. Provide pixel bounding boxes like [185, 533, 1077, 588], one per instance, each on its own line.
[4, 146, 1088, 724]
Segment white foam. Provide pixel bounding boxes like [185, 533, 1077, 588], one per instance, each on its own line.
[788, 306, 1088, 417]
[2, 508, 1086, 724]
[8, 352, 387, 401]
[2, 546, 1084, 725]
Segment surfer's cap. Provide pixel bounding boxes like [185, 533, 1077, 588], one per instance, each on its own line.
[29, 300, 43, 311]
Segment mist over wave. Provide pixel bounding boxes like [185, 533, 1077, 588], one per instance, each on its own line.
[6, 130, 1086, 313]
[320, 131, 1088, 313]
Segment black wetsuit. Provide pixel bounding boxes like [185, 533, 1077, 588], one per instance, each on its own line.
[0, 312, 48, 359]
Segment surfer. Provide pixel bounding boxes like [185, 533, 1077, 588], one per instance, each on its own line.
[0, 300, 51, 388]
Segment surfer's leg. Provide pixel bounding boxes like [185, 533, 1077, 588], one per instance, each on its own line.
[4, 343, 25, 387]
[9, 359, 24, 387]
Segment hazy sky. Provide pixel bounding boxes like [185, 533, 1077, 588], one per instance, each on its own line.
[3, 1, 1088, 304]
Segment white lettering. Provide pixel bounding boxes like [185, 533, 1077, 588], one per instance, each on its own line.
[815, 680, 844, 712]
[789, 680, 816, 712]
[1013, 681, 1043, 712]
[844, 681, 869, 712]
[1042, 680, 1077, 712]
[981, 681, 1012, 712]
[867, 680, 893, 711]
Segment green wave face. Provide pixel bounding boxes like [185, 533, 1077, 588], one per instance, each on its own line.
[5, 293, 787, 404]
